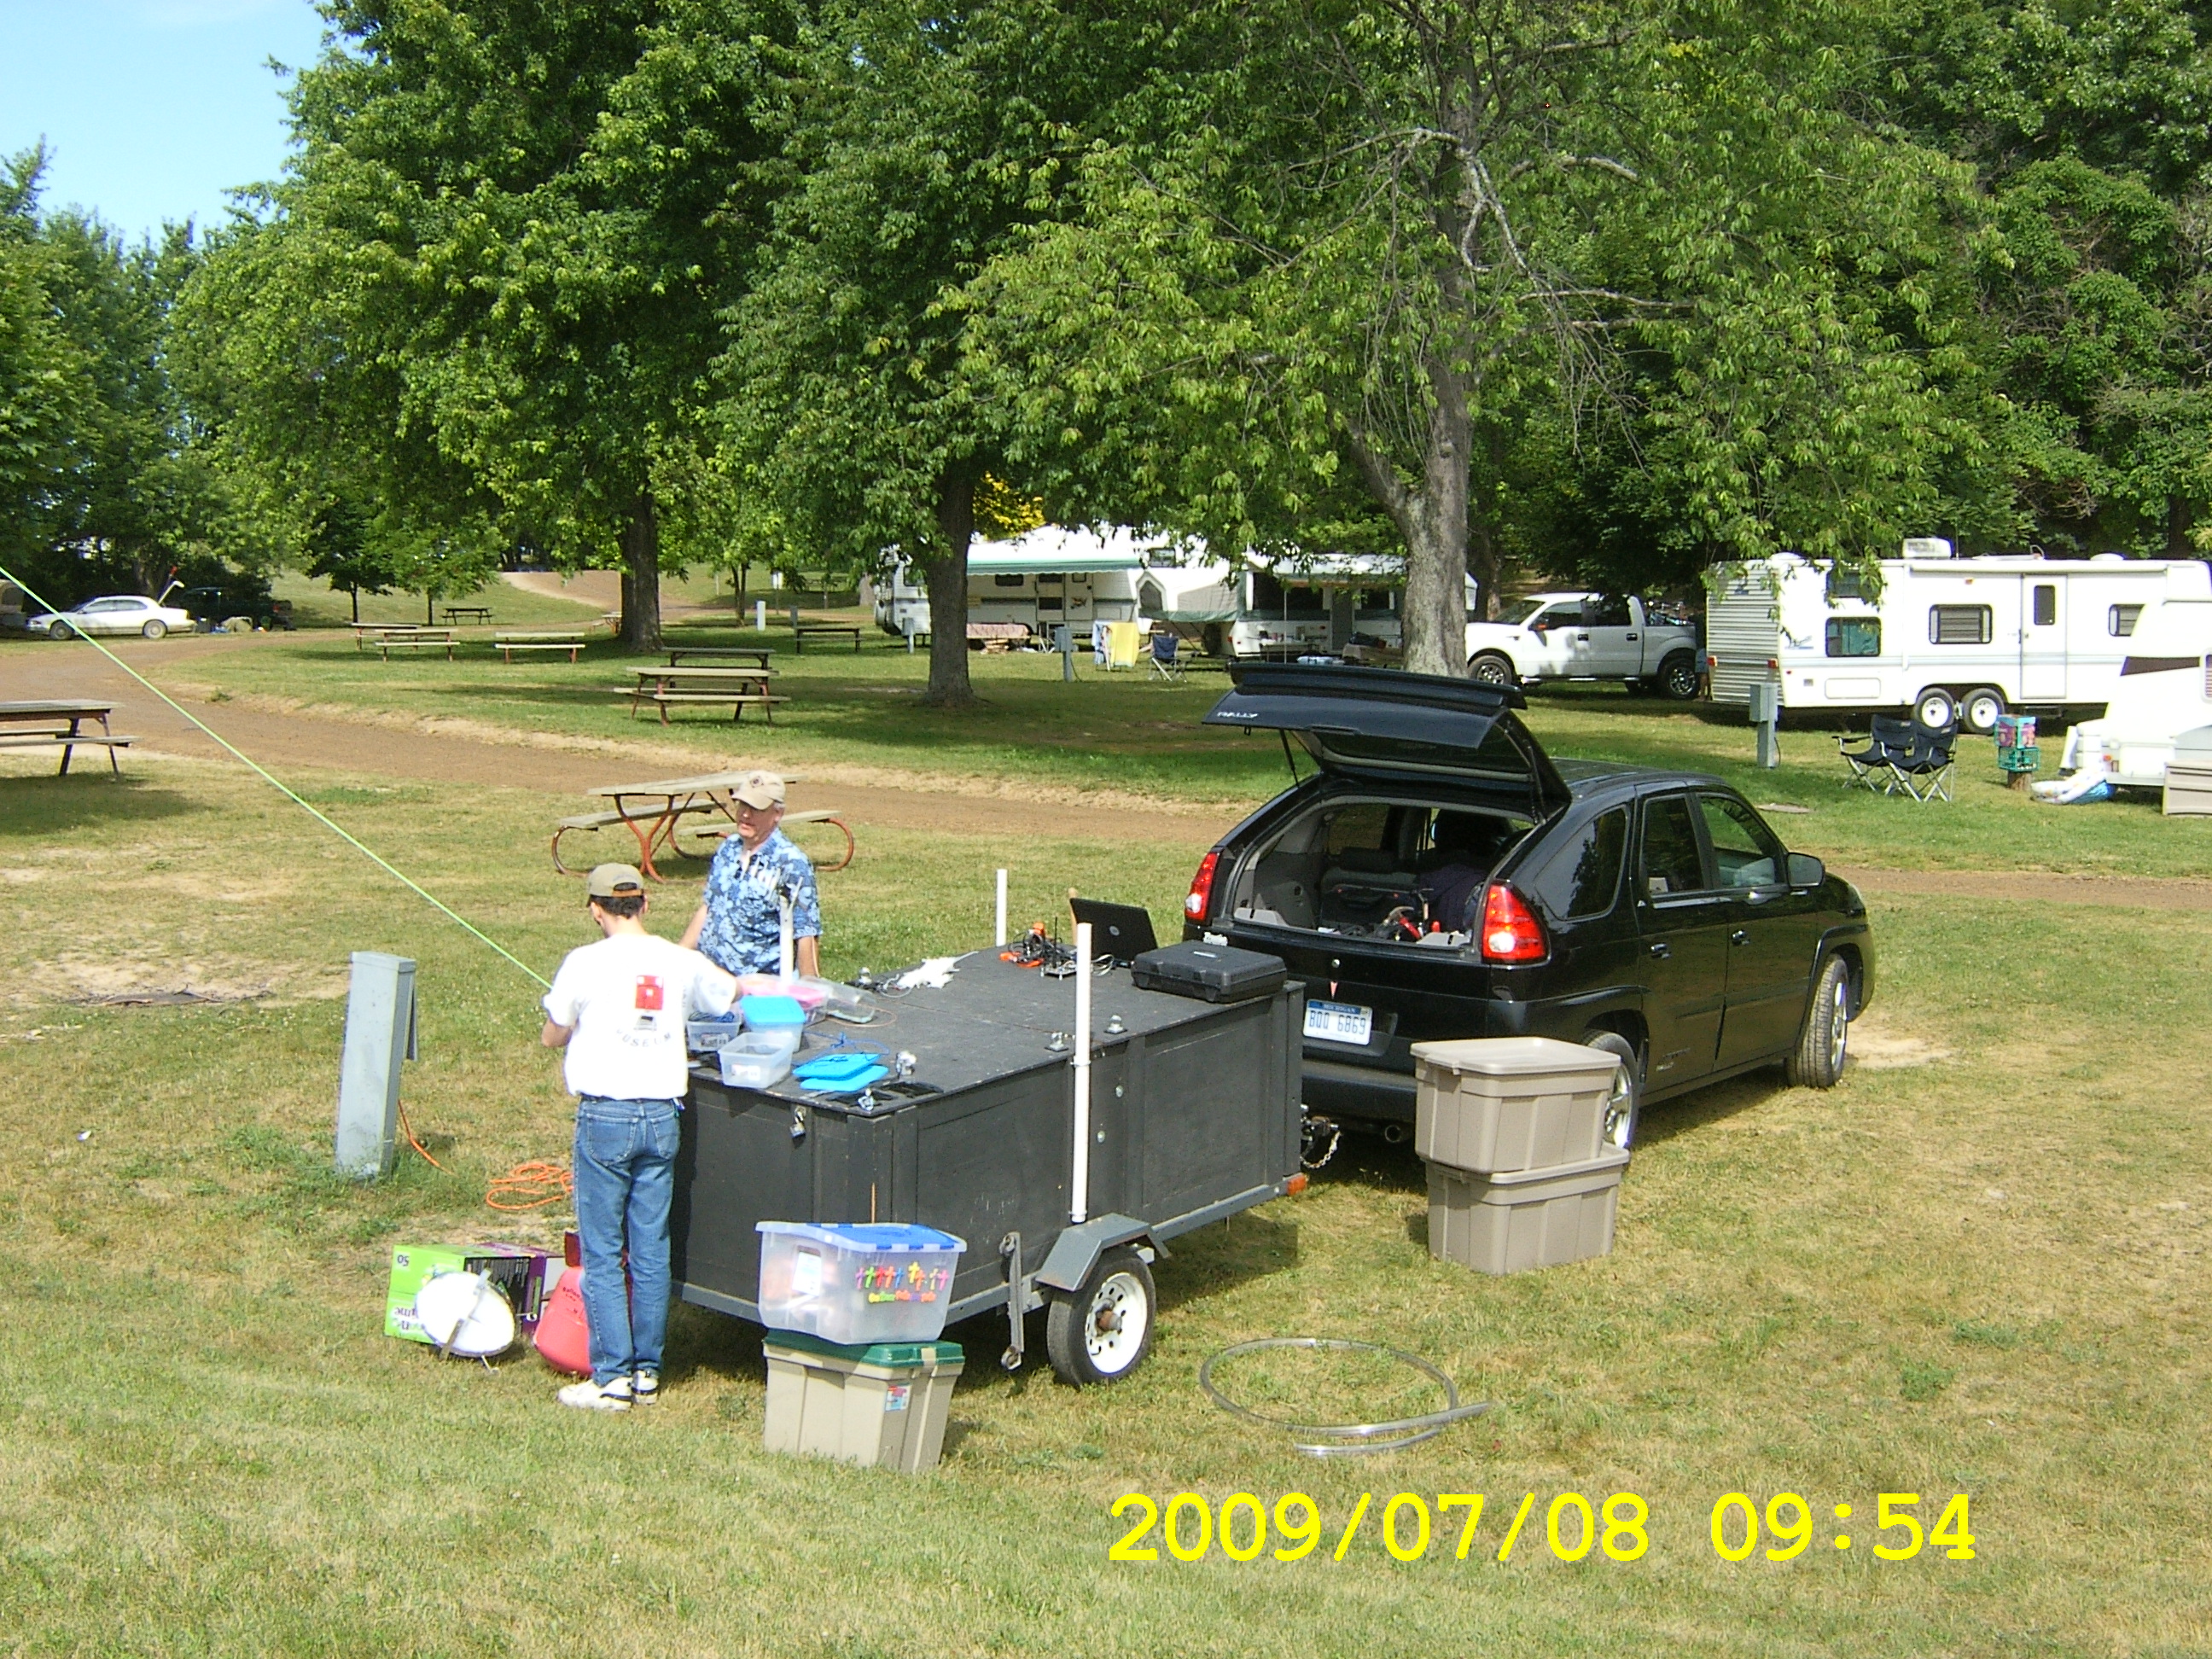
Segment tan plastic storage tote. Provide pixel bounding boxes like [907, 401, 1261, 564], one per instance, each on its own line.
[1409, 1036, 1623, 1174]
[1427, 1150, 1629, 1275]
[762, 1334, 963, 1474]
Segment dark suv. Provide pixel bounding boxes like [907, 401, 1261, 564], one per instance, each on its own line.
[1184, 663, 1874, 1147]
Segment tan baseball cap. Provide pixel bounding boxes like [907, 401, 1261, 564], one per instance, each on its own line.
[733, 770, 786, 809]
[585, 864, 647, 899]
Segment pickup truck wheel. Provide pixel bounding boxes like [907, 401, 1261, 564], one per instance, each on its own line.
[1044, 1248, 1155, 1386]
[1657, 653, 1700, 701]
[1469, 651, 1516, 688]
[1582, 1031, 1642, 1151]
[1784, 956, 1852, 1089]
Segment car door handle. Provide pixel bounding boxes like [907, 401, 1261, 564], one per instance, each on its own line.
[1625, 632, 1639, 640]
[1576, 632, 1592, 640]
[1731, 929, 1749, 945]
[1648, 941, 1670, 958]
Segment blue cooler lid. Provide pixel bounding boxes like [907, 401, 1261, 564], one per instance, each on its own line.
[741, 993, 806, 1029]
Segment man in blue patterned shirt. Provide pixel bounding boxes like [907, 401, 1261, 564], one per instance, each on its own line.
[681, 771, 822, 977]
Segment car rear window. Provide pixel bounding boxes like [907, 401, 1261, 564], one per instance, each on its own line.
[1639, 795, 1706, 898]
[1530, 807, 1627, 919]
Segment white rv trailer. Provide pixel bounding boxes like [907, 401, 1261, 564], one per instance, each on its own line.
[873, 525, 1157, 638]
[1139, 552, 1405, 656]
[1704, 539, 2212, 733]
[2057, 597, 2212, 785]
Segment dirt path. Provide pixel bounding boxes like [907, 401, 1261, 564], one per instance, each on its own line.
[5, 635, 2209, 908]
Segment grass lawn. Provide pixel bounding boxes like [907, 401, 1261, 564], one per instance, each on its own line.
[1, 729, 2207, 1656]
[73, 620, 2212, 878]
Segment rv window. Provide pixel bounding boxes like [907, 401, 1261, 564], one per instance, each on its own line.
[2109, 603, 2142, 637]
[1825, 618, 1880, 657]
[1038, 596, 1063, 611]
[1930, 604, 1993, 645]
[992, 574, 1026, 588]
[1826, 568, 1867, 601]
[2033, 585, 2058, 626]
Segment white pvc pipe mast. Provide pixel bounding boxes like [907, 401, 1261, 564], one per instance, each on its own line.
[994, 868, 1008, 948]
[1070, 920, 1093, 1224]
[777, 889, 795, 979]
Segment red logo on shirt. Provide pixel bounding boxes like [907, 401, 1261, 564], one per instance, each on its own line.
[634, 975, 664, 1011]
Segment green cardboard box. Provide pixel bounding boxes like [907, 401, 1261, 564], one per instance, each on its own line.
[385, 1243, 547, 1343]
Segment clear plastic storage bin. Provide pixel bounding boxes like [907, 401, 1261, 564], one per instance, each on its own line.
[755, 1221, 967, 1344]
[719, 1033, 795, 1089]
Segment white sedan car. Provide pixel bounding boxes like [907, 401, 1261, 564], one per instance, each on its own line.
[25, 594, 195, 640]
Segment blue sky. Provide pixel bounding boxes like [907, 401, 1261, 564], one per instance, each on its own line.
[0, 0, 329, 242]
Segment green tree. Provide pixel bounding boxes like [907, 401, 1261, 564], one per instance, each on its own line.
[0, 149, 85, 571]
[193, 1, 795, 650]
[721, 0, 1134, 706]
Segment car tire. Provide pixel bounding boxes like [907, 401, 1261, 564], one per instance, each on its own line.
[142, 620, 166, 640]
[1961, 686, 2005, 735]
[1469, 651, 1516, 688]
[1583, 1030, 1642, 1152]
[1914, 687, 1956, 730]
[1656, 652, 1701, 701]
[1044, 1246, 1155, 1386]
[51, 620, 76, 641]
[1784, 955, 1852, 1089]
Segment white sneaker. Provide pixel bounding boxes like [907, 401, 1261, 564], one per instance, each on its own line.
[557, 1377, 632, 1412]
[632, 1371, 660, 1404]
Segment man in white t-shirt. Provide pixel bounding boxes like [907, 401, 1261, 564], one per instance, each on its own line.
[540, 864, 736, 1411]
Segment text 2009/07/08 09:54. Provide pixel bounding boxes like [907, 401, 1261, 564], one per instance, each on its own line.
[1107, 1490, 1977, 1564]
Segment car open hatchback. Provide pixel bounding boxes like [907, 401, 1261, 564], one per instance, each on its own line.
[1184, 663, 1875, 1150]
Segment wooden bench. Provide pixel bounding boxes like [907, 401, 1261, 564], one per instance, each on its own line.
[0, 731, 135, 776]
[357, 627, 456, 661]
[495, 630, 588, 663]
[624, 666, 783, 725]
[793, 622, 864, 654]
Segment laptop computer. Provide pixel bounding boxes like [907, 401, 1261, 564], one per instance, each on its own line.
[1068, 896, 1161, 966]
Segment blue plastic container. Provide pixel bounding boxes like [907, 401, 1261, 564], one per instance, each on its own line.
[741, 993, 807, 1033]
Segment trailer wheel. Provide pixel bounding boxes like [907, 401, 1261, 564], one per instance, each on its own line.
[1961, 687, 2005, 735]
[1045, 1247, 1155, 1386]
[1914, 687, 1957, 730]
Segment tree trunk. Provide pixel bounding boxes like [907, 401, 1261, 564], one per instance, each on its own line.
[2168, 496, 2196, 560]
[1467, 520, 1500, 622]
[349, 584, 359, 625]
[1345, 350, 1470, 678]
[425, 589, 435, 626]
[923, 470, 977, 707]
[620, 497, 662, 653]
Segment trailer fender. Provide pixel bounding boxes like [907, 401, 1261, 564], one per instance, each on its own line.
[1035, 1214, 1160, 1294]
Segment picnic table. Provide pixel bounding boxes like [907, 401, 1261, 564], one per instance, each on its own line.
[443, 605, 493, 626]
[495, 629, 588, 663]
[623, 664, 783, 725]
[550, 770, 853, 882]
[667, 646, 774, 669]
[0, 700, 133, 776]
[793, 621, 863, 654]
[353, 626, 457, 661]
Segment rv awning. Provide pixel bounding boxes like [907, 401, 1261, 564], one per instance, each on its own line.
[968, 526, 1159, 575]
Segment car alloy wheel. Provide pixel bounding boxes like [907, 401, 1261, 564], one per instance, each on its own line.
[1469, 652, 1515, 687]
[142, 620, 166, 640]
[1582, 1030, 1641, 1151]
[1659, 655, 1701, 701]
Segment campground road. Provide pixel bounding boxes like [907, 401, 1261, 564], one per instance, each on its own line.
[4, 635, 2211, 910]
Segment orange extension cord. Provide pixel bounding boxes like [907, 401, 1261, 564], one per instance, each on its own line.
[398, 1101, 573, 1212]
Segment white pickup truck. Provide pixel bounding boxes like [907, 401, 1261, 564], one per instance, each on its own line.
[1466, 592, 1703, 699]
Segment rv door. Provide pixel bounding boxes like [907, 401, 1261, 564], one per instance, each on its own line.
[2022, 576, 2067, 699]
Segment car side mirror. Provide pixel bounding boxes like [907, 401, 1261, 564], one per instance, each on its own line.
[1787, 852, 1825, 887]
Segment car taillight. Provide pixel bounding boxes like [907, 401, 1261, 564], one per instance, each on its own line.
[1479, 883, 1547, 963]
[1185, 851, 1220, 922]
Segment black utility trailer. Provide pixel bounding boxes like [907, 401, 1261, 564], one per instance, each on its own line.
[672, 951, 1306, 1384]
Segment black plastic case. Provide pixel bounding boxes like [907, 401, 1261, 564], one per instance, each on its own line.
[1130, 940, 1288, 1003]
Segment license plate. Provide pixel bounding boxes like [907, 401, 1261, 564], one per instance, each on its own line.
[1304, 998, 1373, 1045]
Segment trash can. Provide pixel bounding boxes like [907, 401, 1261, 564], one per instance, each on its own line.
[1426, 1150, 1630, 1275]
[2164, 725, 2212, 816]
[761, 1333, 964, 1474]
[1409, 1037, 1622, 1173]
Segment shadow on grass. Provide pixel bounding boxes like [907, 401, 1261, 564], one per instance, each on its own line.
[0, 774, 199, 836]
[1636, 1065, 1788, 1146]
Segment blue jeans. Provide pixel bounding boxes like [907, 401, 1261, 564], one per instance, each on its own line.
[572, 1097, 680, 1386]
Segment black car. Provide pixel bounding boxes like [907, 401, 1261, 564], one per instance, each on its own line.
[1183, 663, 1874, 1149]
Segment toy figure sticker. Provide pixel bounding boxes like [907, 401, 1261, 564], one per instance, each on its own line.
[859, 1258, 952, 1305]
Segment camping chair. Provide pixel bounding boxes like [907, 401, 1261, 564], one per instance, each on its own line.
[1890, 713, 1959, 803]
[1838, 714, 1914, 794]
[1150, 631, 1185, 680]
